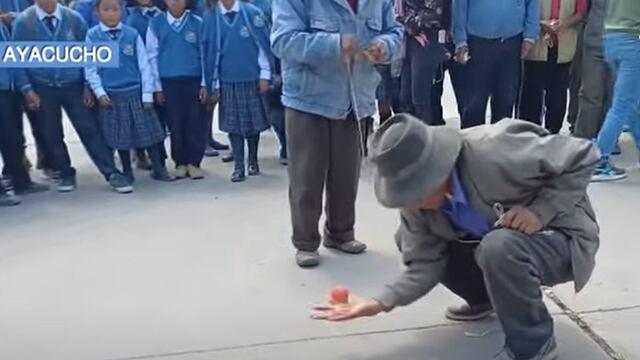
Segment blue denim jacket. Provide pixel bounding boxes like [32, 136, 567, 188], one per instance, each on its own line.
[271, 0, 402, 120]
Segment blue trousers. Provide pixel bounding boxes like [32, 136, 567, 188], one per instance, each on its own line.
[462, 35, 522, 128]
[596, 32, 640, 157]
[33, 83, 117, 181]
[0, 90, 32, 191]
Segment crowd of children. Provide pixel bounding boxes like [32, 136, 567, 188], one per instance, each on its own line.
[0, 0, 286, 206]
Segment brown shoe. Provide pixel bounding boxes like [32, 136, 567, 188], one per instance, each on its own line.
[445, 303, 494, 322]
[323, 239, 367, 254]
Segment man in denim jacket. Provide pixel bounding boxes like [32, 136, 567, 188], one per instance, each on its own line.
[272, 0, 402, 267]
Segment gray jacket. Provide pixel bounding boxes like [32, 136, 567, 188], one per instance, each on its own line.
[375, 120, 601, 310]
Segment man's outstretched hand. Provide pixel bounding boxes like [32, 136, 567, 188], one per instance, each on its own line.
[312, 291, 383, 322]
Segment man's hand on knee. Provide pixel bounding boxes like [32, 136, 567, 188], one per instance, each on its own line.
[500, 206, 543, 235]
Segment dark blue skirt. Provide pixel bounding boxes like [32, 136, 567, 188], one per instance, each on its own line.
[99, 88, 166, 150]
[219, 81, 269, 136]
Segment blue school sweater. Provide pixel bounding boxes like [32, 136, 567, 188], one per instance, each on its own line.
[149, 12, 202, 79]
[0, 23, 12, 91]
[202, 2, 271, 90]
[125, 7, 161, 42]
[11, 5, 88, 92]
[86, 24, 140, 91]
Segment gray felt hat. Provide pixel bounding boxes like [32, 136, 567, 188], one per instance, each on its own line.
[370, 113, 463, 209]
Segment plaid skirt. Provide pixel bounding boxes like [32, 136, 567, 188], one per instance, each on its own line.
[219, 81, 269, 136]
[99, 89, 166, 150]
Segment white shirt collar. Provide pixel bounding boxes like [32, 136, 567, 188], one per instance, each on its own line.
[166, 9, 189, 25]
[99, 22, 123, 32]
[218, 1, 239, 15]
[35, 4, 62, 21]
[142, 6, 161, 15]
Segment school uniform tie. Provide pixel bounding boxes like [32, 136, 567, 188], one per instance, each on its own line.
[146, 9, 157, 19]
[225, 11, 236, 22]
[43, 15, 56, 33]
[172, 20, 182, 30]
[107, 29, 120, 40]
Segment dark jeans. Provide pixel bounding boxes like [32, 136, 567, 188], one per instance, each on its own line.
[161, 77, 207, 167]
[400, 36, 448, 125]
[431, 50, 468, 124]
[33, 83, 117, 181]
[441, 229, 573, 359]
[286, 108, 361, 251]
[463, 35, 522, 128]
[0, 91, 32, 191]
[518, 48, 571, 134]
[269, 105, 287, 159]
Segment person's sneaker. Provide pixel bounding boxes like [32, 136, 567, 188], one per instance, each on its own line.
[221, 154, 234, 163]
[124, 172, 135, 184]
[43, 169, 60, 184]
[19, 182, 50, 195]
[248, 164, 260, 176]
[187, 165, 205, 180]
[108, 173, 133, 194]
[323, 239, 367, 254]
[57, 177, 77, 193]
[204, 146, 219, 157]
[591, 160, 627, 182]
[135, 153, 152, 171]
[211, 139, 230, 151]
[175, 165, 188, 179]
[493, 337, 558, 360]
[445, 303, 494, 321]
[151, 169, 176, 182]
[296, 250, 320, 268]
[231, 170, 246, 183]
[0, 177, 21, 206]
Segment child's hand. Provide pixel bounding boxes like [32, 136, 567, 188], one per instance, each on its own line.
[454, 46, 470, 64]
[98, 95, 112, 107]
[199, 86, 208, 105]
[24, 90, 40, 111]
[143, 102, 153, 110]
[258, 79, 270, 94]
[83, 88, 95, 108]
[0, 12, 17, 25]
[154, 91, 165, 106]
[364, 40, 388, 64]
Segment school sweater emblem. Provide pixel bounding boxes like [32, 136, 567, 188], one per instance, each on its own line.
[122, 43, 135, 56]
[185, 31, 197, 43]
[239, 26, 250, 38]
[253, 15, 265, 28]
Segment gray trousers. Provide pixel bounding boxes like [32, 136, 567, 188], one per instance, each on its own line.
[568, 23, 585, 126]
[286, 108, 361, 252]
[443, 228, 573, 359]
[573, 42, 613, 139]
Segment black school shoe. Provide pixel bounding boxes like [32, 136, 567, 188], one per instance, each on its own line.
[231, 170, 246, 183]
[445, 303, 494, 322]
[210, 139, 230, 151]
[248, 164, 260, 176]
[222, 154, 234, 163]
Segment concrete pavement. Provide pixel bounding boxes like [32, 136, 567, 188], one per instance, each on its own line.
[0, 87, 638, 359]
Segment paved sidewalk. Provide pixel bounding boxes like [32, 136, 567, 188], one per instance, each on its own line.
[0, 85, 638, 359]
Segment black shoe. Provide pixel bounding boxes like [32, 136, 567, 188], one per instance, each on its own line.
[248, 164, 260, 176]
[211, 140, 230, 151]
[204, 146, 220, 157]
[57, 177, 77, 193]
[151, 169, 176, 182]
[445, 303, 494, 322]
[222, 154, 234, 163]
[231, 170, 246, 183]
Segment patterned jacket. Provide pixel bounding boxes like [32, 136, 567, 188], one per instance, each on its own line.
[397, 0, 451, 36]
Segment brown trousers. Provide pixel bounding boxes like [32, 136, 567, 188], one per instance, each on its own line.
[286, 108, 361, 252]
